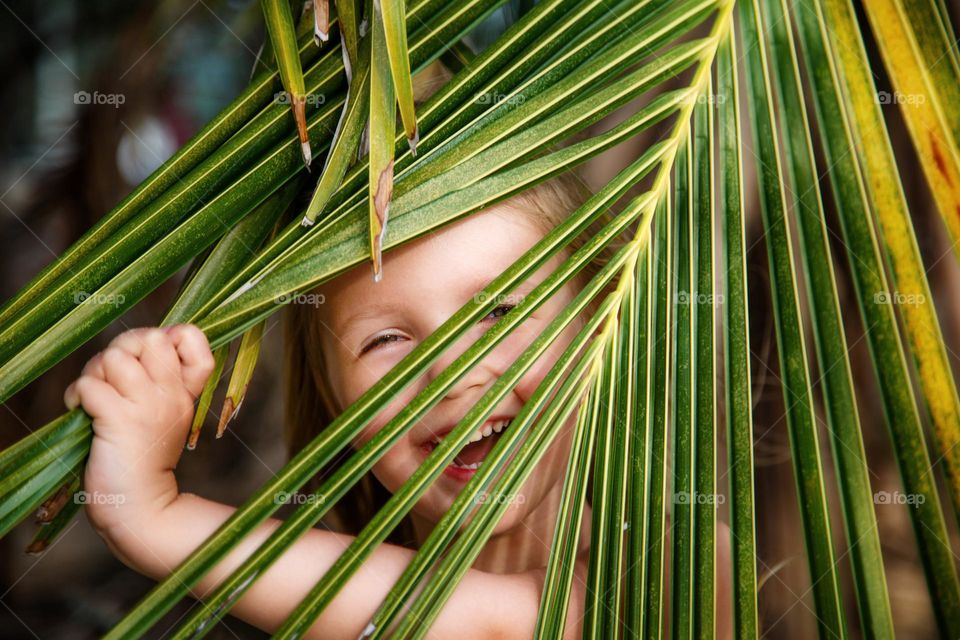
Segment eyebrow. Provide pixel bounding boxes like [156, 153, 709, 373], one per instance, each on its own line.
[338, 302, 404, 330]
[335, 272, 526, 332]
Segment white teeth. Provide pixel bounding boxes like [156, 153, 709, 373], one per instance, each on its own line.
[452, 460, 482, 470]
[430, 419, 512, 447]
[473, 418, 511, 441]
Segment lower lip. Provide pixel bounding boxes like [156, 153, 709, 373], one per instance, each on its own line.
[420, 444, 481, 483]
[442, 463, 479, 482]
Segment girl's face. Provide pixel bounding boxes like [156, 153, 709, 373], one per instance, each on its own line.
[316, 207, 584, 535]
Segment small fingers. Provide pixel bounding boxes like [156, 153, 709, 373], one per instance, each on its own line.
[64, 375, 127, 418]
[100, 346, 152, 401]
[64, 380, 79, 409]
[66, 352, 106, 408]
[79, 352, 105, 380]
[108, 328, 182, 388]
[166, 324, 216, 399]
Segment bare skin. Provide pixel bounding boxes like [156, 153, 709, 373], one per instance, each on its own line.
[65, 207, 731, 638]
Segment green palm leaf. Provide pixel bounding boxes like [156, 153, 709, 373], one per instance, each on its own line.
[717, 22, 758, 638]
[2, 0, 960, 638]
[262, 0, 314, 167]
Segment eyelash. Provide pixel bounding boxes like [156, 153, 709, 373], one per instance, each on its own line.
[359, 333, 403, 355]
[358, 305, 516, 355]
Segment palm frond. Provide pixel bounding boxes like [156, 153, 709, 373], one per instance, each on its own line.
[262, 0, 313, 167]
[2, 0, 960, 638]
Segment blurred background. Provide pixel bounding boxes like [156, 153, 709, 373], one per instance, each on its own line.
[0, 0, 958, 638]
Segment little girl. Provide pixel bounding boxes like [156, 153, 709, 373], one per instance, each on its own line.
[65, 172, 732, 638]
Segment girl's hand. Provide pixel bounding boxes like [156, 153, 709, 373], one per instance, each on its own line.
[63, 324, 215, 543]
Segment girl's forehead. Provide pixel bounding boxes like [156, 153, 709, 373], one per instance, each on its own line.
[321, 208, 543, 310]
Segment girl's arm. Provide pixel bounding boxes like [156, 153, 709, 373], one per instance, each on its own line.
[65, 325, 568, 640]
[106, 491, 549, 639]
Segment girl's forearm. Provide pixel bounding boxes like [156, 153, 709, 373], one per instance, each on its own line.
[104, 492, 538, 639]
[104, 491, 333, 636]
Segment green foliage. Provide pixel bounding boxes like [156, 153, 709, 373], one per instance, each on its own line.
[2, 0, 960, 637]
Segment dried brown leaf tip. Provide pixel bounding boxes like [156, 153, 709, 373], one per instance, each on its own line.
[35, 481, 72, 524]
[217, 395, 245, 438]
[371, 161, 394, 282]
[293, 94, 312, 169]
[187, 415, 204, 450]
[25, 539, 48, 555]
[314, 0, 330, 44]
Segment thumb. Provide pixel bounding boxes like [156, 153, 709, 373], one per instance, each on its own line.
[64, 380, 79, 410]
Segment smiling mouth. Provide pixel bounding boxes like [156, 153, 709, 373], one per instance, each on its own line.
[423, 418, 513, 470]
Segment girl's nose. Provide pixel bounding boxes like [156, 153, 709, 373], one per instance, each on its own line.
[426, 330, 496, 401]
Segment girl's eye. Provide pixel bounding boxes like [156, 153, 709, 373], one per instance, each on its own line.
[483, 304, 515, 322]
[359, 333, 404, 355]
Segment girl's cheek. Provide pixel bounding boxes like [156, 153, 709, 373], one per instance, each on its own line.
[499, 288, 580, 395]
[339, 365, 422, 444]
[514, 353, 552, 404]
[512, 321, 579, 404]
[490, 322, 539, 365]
[353, 393, 419, 444]
[370, 447, 415, 495]
[341, 356, 413, 405]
